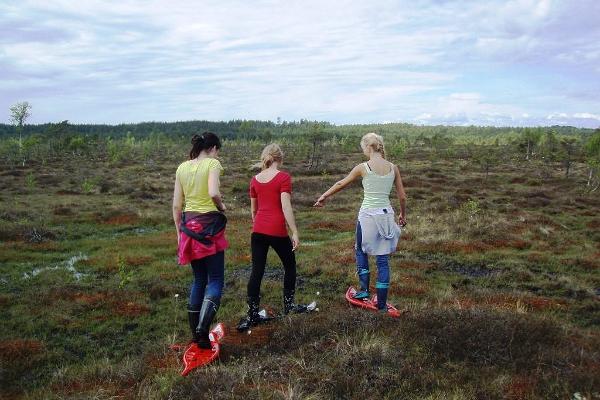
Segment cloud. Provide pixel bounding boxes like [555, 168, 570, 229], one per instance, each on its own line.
[0, 0, 598, 126]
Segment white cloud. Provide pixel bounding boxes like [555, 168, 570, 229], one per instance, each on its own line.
[0, 0, 599, 126]
[573, 113, 600, 120]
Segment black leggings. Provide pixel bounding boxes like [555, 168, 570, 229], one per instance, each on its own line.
[248, 232, 296, 298]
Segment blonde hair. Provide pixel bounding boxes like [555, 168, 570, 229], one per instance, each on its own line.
[360, 132, 386, 158]
[260, 143, 284, 170]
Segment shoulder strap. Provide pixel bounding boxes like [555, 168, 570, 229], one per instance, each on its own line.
[364, 162, 372, 172]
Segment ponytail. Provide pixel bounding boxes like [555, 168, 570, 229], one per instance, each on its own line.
[360, 132, 386, 159]
[189, 131, 222, 159]
[259, 143, 284, 170]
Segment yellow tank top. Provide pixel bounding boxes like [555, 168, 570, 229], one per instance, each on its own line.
[176, 158, 224, 213]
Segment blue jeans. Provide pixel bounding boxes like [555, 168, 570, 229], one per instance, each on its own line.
[356, 221, 390, 310]
[189, 251, 224, 308]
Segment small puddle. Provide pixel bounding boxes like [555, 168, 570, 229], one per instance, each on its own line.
[23, 253, 88, 280]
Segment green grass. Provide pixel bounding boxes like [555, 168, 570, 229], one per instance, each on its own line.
[1, 141, 599, 399]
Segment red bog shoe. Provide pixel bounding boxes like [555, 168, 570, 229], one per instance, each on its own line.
[181, 323, 225, 376]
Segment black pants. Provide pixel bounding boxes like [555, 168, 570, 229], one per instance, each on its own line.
[248, 232, 296, 298]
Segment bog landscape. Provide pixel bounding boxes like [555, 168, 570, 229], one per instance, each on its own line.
[1, 120, 599, 399]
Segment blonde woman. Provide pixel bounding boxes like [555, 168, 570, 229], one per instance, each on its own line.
[314, 133, 406, 312]
[237, 144, 307, 331]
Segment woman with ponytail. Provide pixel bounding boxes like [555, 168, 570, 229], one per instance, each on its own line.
[237, 144, 308, 331]
[314, 133, 407, 313]
[173, 131, 228, 348]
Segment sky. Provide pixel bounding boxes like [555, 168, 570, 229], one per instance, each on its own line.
[1, 0, 599, 127]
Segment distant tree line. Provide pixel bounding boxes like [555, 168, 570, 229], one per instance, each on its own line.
[2, 101, 599, 191]
[0, 119, 595, 141]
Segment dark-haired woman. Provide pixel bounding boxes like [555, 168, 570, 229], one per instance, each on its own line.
[173, 131, 228, 348]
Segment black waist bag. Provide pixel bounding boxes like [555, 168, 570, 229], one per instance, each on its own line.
[180, 211, 227, 245]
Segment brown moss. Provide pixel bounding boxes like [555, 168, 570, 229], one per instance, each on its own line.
[112, 301, 150, 317]
[333, 252, 354, 265]
[0, 339, 45, 361]
[586, 219, 600, 229]
[389, 285, 428, 297]
[307, 220, 355, 231]
[102, 213, 139, 225]
[506, 375, 537, 400]
[416, 240, 492, 254]
[124, 255, 153, 266]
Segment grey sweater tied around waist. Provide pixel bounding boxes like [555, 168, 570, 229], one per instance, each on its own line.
[357, 210, 402, 256]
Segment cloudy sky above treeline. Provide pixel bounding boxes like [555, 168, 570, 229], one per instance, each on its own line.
[1, 0, 599, 127]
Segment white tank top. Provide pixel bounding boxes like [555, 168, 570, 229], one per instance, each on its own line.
[360, 162, 395, 210]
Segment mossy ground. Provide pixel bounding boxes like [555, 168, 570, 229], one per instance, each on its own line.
[1, 140, 599, 399]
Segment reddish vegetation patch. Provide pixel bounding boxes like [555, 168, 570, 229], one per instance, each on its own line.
[102, 213, 139, 225]
[0, 294, 10, 306]
[447, 294, 566, 312]
[125, 255, 153, 266]
[30, 241, 61, 251]
[49, 289, 151, 316]
[449, 297, 477, 310]
[401, 232, 414, 241]
[398, 275, 424, 285]
[522, 296, 567, 311]
[146, 352, 179, 369]
[429, 185, 446, 193]
[587, 220, 600, 229]
[416, 241, 492, 254]
[81, 256, 119, 273]
[230, 253, 252, 264]
[526, 252, 549, 263]
[112, 301, 150, 317]
[223, 324, 275, 350]
[484, 239, 530, 250]
[73, 292, 109, 306]
[307, 220, 355, 231]
[333, 252, 355, 265]
[506, 375, 537, 400]
[564, 257, 600, 270]
[389, 285, 428, 297]
[0, 339, 45, 361]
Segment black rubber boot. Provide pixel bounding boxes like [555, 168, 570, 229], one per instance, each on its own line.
[196, 296, 220, 349]
[283, 291, 308, 315]
[188, 304, 201, 343]
[237, 296, 260, 332]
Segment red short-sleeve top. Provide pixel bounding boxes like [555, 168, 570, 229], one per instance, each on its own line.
[249, 171, 292, 237]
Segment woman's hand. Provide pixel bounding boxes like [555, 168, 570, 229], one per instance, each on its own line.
[218, 203, 227, 212]
[313, 194, 327, 207]
[398, 215, 407, 227]
[291, 232, 300, 251]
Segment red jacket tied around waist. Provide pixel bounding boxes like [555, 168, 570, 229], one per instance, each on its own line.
[178, 212, 229, 265]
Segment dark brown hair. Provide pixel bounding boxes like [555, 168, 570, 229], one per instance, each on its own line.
[190, 131, 222, 159]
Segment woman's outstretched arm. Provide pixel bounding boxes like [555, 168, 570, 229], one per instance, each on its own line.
[281, 192, 299, 251]
[314, 164, 363, 207]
